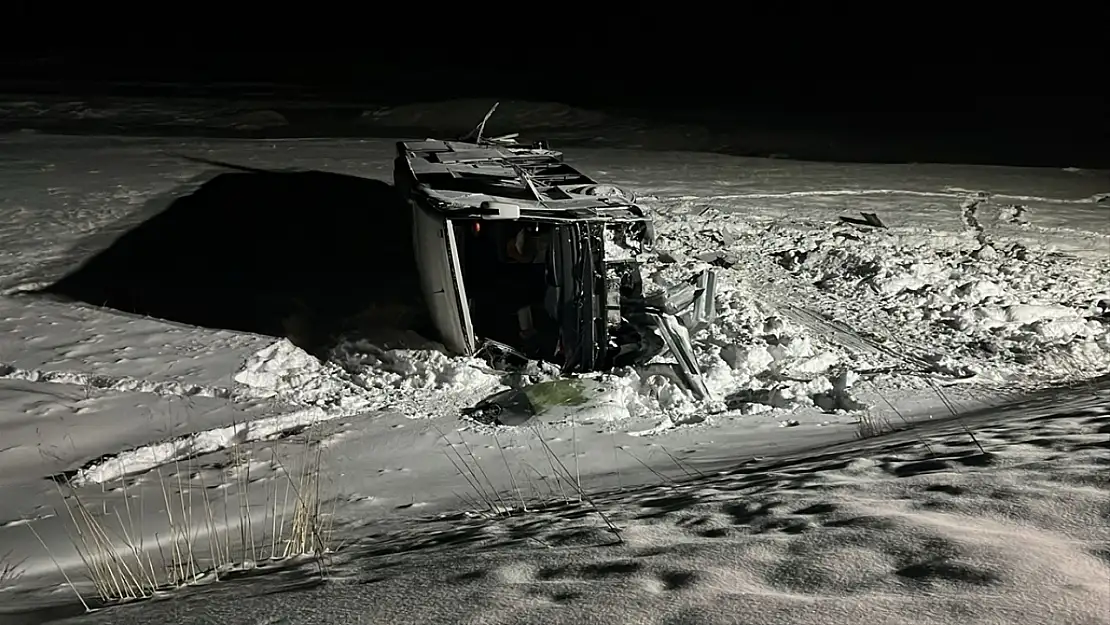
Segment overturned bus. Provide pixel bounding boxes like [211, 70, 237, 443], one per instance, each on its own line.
[394, 133, 716, 399]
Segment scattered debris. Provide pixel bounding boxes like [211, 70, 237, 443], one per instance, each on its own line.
[1000, 204, 1029, 225]
[839, 212, 886, 228]
[696, 251, 738, 268]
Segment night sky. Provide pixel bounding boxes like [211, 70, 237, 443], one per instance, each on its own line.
[4, 47, 1098, 110]
[2, 25, 1104, 166]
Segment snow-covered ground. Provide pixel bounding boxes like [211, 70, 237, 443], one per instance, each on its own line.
[0, 100, 1107, 624]
[14, 384, 1108, 625]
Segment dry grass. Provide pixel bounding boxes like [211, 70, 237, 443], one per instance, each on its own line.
[36, 431, 334, 609]
[438, 417, 623, 542]
[0, 549, 25, 590]
[855, 412, 894, 439]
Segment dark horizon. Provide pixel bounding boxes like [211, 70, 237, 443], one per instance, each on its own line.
[3, 48, 1103, 111]
[2, 46, 1106, 168]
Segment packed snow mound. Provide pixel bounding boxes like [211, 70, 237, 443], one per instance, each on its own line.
[329, 339, 503, 396]
[235, 339, 326, 391]
[232, 339, 708, 428]
[233, 339, 354, 406]
[233, 338, 505, 418]
[690, 296, 868, 414]
[360, 99, 613, 134]
[778, 233, 1109, 373]
[645, 201, 1110, 388]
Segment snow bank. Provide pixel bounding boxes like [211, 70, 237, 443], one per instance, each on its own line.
[234, 339, 349, 404]
[227, 201, 1110, 438]
[781, 232, 1109, 375]
[646, 204, 1110, 392]
[233, 338, 506, 419]
[233, 339, 700, 428]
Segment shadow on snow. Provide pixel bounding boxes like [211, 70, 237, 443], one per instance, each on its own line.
[39, 168, 429, 356]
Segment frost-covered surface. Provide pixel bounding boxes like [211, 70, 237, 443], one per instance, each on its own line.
[0, 106, 1107, 623]
[12, 386, 1110, 625]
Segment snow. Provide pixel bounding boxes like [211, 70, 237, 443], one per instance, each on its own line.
[9, 386, 1109, 625]
[0, 99, 1107, 624]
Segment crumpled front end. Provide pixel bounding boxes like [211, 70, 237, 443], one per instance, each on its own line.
[551, 218, 716, 400]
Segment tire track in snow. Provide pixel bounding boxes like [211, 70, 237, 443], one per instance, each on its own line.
[0, 361, 373, 486]
[67, 403, 342, 487]
[0, 362, 235, 400]
[0, 282, 53, 296]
